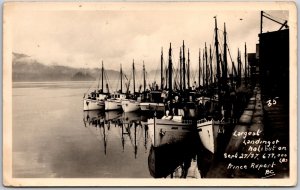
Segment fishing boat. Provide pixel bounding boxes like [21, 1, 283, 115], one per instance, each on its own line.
[139, 101, 165, 112]
[196, 18, 232, 154]
[147, 43, 197, 148]
[121, 60, 141, 112]
[147, 115, 196, 148]
[139, 49, 165, 112]
[83, 61, 110, 111]
[105, 92, 127, 111]
[197, 118, 227, 154]
[122, 99, 140, 112]
[105, 64, 127, 111]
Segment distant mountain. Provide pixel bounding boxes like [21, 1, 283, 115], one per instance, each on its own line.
[71, 72, 95, 81]
[12, 52, 120, 82]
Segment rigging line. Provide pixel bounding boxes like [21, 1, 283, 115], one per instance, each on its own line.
[263, 11, 287, 22]
[104, 70, 113, 92]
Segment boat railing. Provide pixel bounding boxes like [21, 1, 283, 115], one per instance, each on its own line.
[197, 118, 208, 124]
[181, 120, 194, 124]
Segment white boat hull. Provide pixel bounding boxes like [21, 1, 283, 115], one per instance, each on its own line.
[140, 102, 165, 111]
[197, 120, 223, 154]
[122, 99, 140, 112]
[105, 100, 122, 111]
[83, 99, 105, 111]
[147, 118, 195, 147]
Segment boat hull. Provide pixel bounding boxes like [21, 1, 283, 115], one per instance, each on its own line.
[105, 100, 122, 111]
[140, 102, 165, 112]
[197, 120, 223, 154]
[83, 99, 105, 111]
[122, 99, 140, 112]
[147, 118, 195, 148]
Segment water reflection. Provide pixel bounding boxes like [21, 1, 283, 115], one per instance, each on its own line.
[83, 110, 219, 178]
[83, 111, 149, 158]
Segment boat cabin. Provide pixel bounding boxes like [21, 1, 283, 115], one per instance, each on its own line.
[111, 93, 127, 100]
[148, 91, 164, 103]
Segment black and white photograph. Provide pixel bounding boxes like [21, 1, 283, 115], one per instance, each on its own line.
[3, 1, 297, 186]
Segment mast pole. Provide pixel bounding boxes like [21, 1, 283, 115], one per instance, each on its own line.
[198, 48, 201, 88]
[223, 23, 227, 85]
[244, 42, 247, 84]
[161, 47, 163, 90]
[143, 61, 146, 93]
[214, 16, 221, 104]
[102, 60, 104, 91]
[209, 45, 213, 84]
[205, 42, 208, 88]
[120, 64, 123, 93]
[260, 11, 263, 34]
[237, 49, 241, 86]
[202, 49, 205, 87]
[133, 59, 135, 94]
[180, 48, 182, 91]
[168, 43, 172, 101]
[182, 40, 186, 90]
[187, 48, 190, 89]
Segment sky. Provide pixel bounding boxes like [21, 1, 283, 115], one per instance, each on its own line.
[10, 5, 289, 73]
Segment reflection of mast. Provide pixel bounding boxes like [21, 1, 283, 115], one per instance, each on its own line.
[134, 122, 137, 159]
[120, 120, 140, 159]
[102, 121, 107, 155]
[144, 124, 148, 150]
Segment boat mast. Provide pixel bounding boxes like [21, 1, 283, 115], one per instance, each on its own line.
[198, 48, 201, 88]
[244, 42, 247, 84]
[202, 49, 205, 87]
[120, 64, 123, 93]
[187, 48, 190, 89]
[223, 23, 228, 85]
[102, 61, 104, 91]
[161, 47, 164, 90]
[205, 42, 208, 88]
[237, 49, 241, 86]
[209, 45, 213, 85]
[168, 43, 172, 101]
[133, 59, 135, 94]
[214, 16, 221, 105]
[180, 48, 182, 91]
[143, 61, 146, 93]
[182, 40, 186, 90]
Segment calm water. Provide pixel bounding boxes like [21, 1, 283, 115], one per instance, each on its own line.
[12, 81, 205, 178]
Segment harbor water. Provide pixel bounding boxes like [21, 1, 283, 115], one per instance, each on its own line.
[12, 81, 205, 178]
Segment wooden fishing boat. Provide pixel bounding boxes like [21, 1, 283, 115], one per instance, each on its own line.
[105, 64, 127, 111]
[196, 118, 227, 154]
[121, 60, 141, 113]
[147, 43, 197, 148]
[83, 61, 109, 111]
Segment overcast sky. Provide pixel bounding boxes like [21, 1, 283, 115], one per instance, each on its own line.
[10, 6, 288, 72]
